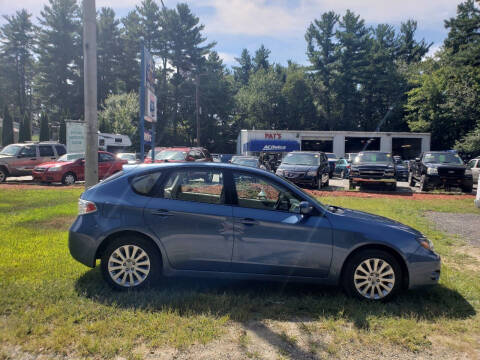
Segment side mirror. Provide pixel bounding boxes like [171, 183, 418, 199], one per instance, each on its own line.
[415, 158, 421, 162]
[299, 201, 314, 216]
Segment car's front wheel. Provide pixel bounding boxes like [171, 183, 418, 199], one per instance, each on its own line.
[343, 249, 402, 301]
[0, 167, 7, 183]
[62, 172, 76, 185]
[101, 235, 161, 290]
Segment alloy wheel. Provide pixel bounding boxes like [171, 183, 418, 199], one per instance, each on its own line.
[353, 258, 395, 300]
[107, 245, 151, 288]
[64, 174, 75, 185]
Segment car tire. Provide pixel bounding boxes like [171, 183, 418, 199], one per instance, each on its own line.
[0, 167, 7, 183]
[61, 172, 77, 186]
[462, 185, 473, 194]
[349, 181, 355, 190]
[419, 175, 428, 192]
[408, 173, 415, 187]
[389, 182, 397, 191]
[101, 235, 162, 290]
[343, 249, 402, 301]
[317, 176, 322, 190]
[324, 175, 329, 188]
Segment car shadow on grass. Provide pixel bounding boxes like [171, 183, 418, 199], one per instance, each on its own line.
[75, 269, 475, 359]
[75, 268, 475, 325]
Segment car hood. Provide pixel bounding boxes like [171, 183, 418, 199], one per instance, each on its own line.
[0, 154, 14, 160]
[330, 206, 422, 236]
[36, 161, 74, 168]
[352, 162, 392, 169]
[278, 164, 318, 172]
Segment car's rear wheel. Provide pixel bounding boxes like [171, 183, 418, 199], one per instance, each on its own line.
[349, 181, 355, 190]
[0, 167, 7, 183]
[343, 249, 402, 301]
[462, 184, 473, 194]
[101, 235, 161, 290]
[62, 172, 76, 185]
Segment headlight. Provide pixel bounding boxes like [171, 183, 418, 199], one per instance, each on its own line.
[427, 167, 438, 175]
[417, 236, 434, 251]
[48, 166, 63, 172]
[307, 170, 317, 176]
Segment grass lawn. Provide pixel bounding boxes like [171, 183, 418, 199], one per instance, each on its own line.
[0, 188, 479, 359]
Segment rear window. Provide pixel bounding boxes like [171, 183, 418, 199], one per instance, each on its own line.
[55, 145, 66, 156]
[131, 172, 162, 195]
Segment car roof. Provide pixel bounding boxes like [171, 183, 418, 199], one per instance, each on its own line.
[288, 151, 322, 155]
[123, 162, 272, 176]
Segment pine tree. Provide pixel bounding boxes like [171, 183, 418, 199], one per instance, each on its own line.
[253, 45, 271, 72]
[18, 115, 26, 143]
[1, 106, 14, 146]
[36, 0, 82, 118]
[0, 9, 35, 118]
[233, 49, 252, 86]
[396, 20, 431, 64]
[59, 117, 66, 145]
[97, 7, 122, 106]
[39, 112, 49, 141]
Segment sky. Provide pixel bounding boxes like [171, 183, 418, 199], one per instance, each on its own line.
[0, 0, 463, 67]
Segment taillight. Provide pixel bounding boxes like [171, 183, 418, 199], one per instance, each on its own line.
[347, 165, 351, 169]
[78, 199, 97, 215]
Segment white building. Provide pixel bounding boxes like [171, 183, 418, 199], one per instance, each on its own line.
[236, 130, 431, 160]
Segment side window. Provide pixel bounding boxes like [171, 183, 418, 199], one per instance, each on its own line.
[233, 172, 302, 212]
[99, 153, 114, 162]
[39, 145, 54, 157]
[476, 160, 480, 168]
[162, 169, 224, 204]
[55, 145, 66, 156]
[131, 172, 162, 196]
[19, 145, 36, 158]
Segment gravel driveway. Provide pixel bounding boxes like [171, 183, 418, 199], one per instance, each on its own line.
[425, 212, 480, 247]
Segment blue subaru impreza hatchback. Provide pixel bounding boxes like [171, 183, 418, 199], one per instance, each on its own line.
[69, 162, 440, 301]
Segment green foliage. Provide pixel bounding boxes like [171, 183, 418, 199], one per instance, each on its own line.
[99, 92, 139, 149]
[18, 113, 31, 143]
[1, 105, 14, 146]
[455, 126, 480, 157]
[59, 117, 66, 145]
[39, 112, 49, 141]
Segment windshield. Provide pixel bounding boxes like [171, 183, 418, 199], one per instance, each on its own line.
[58, 153, 84, 162]
[118, 153, 136, 161]
[282, 153, 320, 166]
[232, 159, 258, 167]
[423, 153, 463, 164]
[156, 150, 187, 161]
[354, 153, 393, 164]
[0, 145, 21, 156]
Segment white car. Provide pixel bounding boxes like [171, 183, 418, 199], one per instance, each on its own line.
[467, 157, 480, 184]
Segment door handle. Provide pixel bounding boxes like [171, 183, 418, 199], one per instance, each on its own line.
[241, 218, 258, 225]
[150, 209, 173, 216]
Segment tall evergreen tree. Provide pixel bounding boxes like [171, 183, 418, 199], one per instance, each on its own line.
[305, 11, 340, 129]
[253, 45, 271, 72]
[396, 20, 431, 64]
[0, 9, 35, 118]
[36, 0, 82, 118]
[1, 106, 14, 146]
[119, 11, 142, 93]
[39, 112, 49, 141]
[335, 10, 371, 129]
[233, 49, 252, 86]
[97, 7, 122, 106]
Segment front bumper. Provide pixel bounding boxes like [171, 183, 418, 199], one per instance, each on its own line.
[425, 174, 472, 188]
[407, 245, 441, 289]
[351, 177, 396, 183]
[32, 170, 63, 183]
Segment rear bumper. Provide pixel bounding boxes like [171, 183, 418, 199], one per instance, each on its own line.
[69, 216, 100, 268]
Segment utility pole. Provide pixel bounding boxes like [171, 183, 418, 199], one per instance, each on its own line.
[83, 0, 98, 189]
[195, 74, 200, 146]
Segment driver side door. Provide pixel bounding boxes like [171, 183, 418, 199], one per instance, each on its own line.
[230, 171, 333, 277]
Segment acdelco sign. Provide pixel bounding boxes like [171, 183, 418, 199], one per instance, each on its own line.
[264, 133, 282, 140]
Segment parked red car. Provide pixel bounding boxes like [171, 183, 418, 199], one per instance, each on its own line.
[33, 151, 127, 185]
[144, 147, 212, 163]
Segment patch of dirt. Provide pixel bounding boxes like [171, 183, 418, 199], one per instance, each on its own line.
[425, 212, 480, 247]
[309, 189, 475, 200]
[25, 216, 77, 231]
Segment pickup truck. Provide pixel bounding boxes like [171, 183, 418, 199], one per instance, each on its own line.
[349, 151, 397, 190]
[408, 151, 473, 193]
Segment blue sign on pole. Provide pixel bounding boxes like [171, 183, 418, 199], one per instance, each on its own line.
[139, 44, 156, 162]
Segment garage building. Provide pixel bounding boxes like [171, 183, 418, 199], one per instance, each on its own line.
[236, 130, 431, 160]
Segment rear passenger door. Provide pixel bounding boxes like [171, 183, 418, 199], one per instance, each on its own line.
[39, 145, 56, 164]
[144, 168, 234, 271]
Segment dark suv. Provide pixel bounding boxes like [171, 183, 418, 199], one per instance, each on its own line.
[0, 142, 66, 182]
[409, 151, 473, 193]
[349, 151, 397, 190]
[275, 151, 330, 189]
